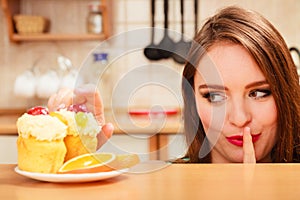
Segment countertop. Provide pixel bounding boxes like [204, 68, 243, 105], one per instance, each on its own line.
[0, 108, 183, 160]
[0, 108, 183, 135]
[1, 163, 300, 200]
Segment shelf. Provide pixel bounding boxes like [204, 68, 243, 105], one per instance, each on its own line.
[1, 0, 113, 42]
[10, 33, 107, 42]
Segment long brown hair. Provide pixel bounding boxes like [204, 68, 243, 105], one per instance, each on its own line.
[181, 6, 300, 163]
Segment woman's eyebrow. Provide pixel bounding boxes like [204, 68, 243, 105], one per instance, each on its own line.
[198, 84, 228, 90]
[198, 80, 268, 90]
[245, 80, 268, 89]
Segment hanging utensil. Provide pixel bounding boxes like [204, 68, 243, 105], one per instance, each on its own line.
[155, 0, 175, 59]
[144, 0, 161, 60]
[289, 47, 300, 76]
[184, 0, 198, 64]
[172, 0, 191, 64]
[290, 47, 300, 66]
[194, 0, 198, 36]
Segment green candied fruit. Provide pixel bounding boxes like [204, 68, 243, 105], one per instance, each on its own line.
[75, 112, 88, 127]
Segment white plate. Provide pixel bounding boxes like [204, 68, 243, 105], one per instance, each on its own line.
[15, 167, 128, 183]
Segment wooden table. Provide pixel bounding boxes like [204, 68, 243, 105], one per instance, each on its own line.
[0, 163, 299, 200]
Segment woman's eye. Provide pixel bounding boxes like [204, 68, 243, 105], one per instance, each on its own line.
[249, 89, 271, 99]
[202, 92, 226, 103]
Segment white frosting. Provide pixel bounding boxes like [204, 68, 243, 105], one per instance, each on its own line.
[77, 112, 101, 137]
[56, 109, 101, 137]
[17, 113, 67, 141]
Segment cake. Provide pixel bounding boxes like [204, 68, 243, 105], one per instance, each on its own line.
[54, 109, 101, 161]
[16, 105, 101, 173]
[16, 106, 67, 173]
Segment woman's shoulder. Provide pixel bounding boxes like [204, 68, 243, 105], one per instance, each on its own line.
[168, 157, 191, 164]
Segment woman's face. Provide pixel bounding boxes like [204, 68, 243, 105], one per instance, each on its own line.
[194, 42, 278, 163]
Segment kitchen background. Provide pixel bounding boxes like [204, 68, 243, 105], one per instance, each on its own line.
[0, 0, 299, 163]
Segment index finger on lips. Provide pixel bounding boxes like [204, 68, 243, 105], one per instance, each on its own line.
[243, 127, 256, 163]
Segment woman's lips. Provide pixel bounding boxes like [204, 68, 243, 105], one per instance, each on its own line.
[226, 134, 261, 147]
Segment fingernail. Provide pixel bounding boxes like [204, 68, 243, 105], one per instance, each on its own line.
[245, 127, 251, 132]
[58, 103, 66, 110]
[106, 122, 114, 130]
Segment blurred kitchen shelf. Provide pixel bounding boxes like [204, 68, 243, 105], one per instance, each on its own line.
[1, 0, 113, 42]
[9, 33, 107, 42]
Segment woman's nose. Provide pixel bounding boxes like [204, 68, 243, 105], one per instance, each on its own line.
[228, 100, 251, 127]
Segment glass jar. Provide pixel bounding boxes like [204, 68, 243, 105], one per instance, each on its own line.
[87, 2, 102, 34]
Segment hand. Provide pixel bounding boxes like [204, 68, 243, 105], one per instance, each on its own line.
[243, 127, 256, 163]
[47, 84, 114, 149]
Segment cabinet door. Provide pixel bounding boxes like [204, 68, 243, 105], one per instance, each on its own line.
[0, 135, 18, 164]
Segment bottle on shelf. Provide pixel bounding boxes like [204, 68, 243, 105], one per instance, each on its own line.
[87, 2, 103, 34]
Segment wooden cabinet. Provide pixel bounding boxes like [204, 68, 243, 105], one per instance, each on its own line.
[1, 0, 113, 42]
[0, 135, 18, 164]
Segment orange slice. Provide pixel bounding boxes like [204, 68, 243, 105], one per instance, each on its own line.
[58, 153, 140, 174]
[112, 154, 140, 170]
[58, 152, 116, 174]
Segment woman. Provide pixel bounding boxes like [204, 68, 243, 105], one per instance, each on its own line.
[48, 6, 299, 163]
[181, 6, 300, 163]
